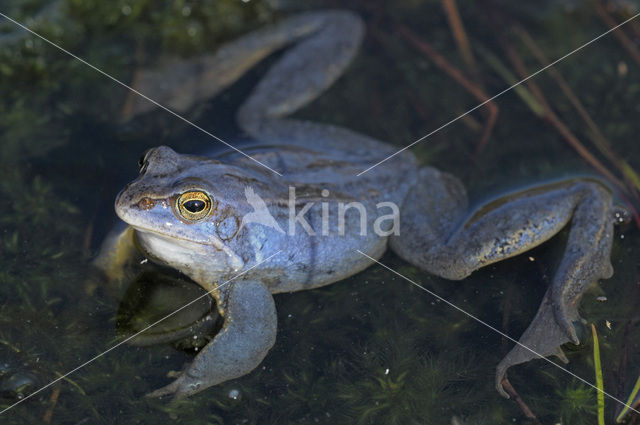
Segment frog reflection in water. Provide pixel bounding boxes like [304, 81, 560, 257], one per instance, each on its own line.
[98, 11, 620, 399]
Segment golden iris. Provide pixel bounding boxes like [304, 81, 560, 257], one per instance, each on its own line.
[176, 191, 212, 221]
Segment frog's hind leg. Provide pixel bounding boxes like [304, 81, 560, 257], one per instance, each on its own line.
[124, 11, 363, 121]
[389, 168, 614, 397]
[388, 167, 470, 275]
[236, 10, 363, 137]
[146, 280, 277, 400]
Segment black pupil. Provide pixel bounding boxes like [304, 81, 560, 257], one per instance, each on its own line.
[183, 199, 206, 213]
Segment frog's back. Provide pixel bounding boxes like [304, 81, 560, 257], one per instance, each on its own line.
[215, 120, 419, 204]
[209, 127, 418, 293]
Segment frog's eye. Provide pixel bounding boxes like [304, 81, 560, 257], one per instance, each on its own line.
[176, 191, 212, 221]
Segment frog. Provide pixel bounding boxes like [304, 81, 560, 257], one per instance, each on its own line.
[98, 10, 619, 400]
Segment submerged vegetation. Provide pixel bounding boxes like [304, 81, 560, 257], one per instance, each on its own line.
[1, 0, 640, 423]
[555, 380, 599, 425]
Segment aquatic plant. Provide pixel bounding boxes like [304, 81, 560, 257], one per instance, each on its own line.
[591, 324, 605, 425]
[555, 380, 599, 425]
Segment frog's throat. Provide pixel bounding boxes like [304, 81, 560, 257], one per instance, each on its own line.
[131, 225, 244, 273]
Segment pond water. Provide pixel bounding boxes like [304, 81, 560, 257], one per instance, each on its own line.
[1, 0, 640, 424]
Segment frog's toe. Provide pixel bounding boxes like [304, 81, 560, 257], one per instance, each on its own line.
[554, 302, 580, 345]
[145, 373, 202, 401]
[145, 379, 180, 399]
[495, 289, 577, 398]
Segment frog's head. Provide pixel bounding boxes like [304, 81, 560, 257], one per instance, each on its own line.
[115, 146, 264, 279]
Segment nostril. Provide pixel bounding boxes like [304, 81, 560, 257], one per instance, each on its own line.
[137, 197, 156, 210]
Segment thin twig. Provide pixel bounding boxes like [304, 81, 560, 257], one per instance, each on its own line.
[501, 37, 629, 195]
[442, 0, 476, 69]
[501, 377, 543, 424]
[595, 0, 640, 68]
[42, 384, 61, 424]
[515, 27, 621, 168]
[120, 40, 145, 121]
[628, 17, 640, 40]
[616, 278, 640, 421]
[350, 0, 498, 152]
[500, 287, 512, 353]
[397, 25, 499, 153]
[514, 25, 640, 222]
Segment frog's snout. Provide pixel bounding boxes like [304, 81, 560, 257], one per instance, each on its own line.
[114, 189, 132, 221]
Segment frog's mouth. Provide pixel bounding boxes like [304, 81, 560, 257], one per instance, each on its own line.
[131, 226, 245, 274]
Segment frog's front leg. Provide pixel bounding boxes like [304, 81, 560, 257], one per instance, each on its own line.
[146, 280, 277, 400]
[87, 224, 142, 296]
[390, 168, 614, 397]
